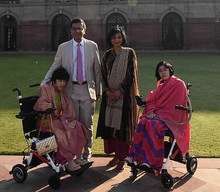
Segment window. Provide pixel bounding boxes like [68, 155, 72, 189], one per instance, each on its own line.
[52, 14, 71, 51]
[162, 12, 183, 50]
[0, 0, 20, 4]
[106, 13, 127, 34]
[4, 18, 17, 51]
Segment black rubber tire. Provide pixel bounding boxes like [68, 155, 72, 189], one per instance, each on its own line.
[48, 174, 61, 190]
[187, 156, 198, 174]
[161, 173, 174, 189]
[12, 164, 27, 183]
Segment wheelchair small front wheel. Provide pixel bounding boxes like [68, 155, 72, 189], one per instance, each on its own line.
[48, 174, 61, 189]
[12, 164, 27, 183]
[161, 173, 173, 189]
[187, 156, 198, 174]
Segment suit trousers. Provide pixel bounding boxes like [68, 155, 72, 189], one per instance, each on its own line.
[70, 83, 95, 159]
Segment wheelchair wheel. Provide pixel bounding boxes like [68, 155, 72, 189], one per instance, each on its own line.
[161, 173, 173, 189]
[187, 156, 197, 174]
[48, 174, 61, 190]
[12, 164, 27, 183]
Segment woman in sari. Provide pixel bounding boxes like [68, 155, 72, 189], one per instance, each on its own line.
[96, 26, 140, 172]
[34, 67, 89, 172]
[126, 61, 190, 174]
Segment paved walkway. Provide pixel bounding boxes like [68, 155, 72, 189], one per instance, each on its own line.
[0, 155, 220, 192]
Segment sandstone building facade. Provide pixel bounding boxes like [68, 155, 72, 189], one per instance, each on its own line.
[0, 0, 220, 52]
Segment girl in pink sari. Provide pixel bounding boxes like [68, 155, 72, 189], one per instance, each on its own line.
[126, 61, 190, 174]
[34, 67, 89, 172]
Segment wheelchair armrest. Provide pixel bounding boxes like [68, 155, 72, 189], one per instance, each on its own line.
[175, 105, 192, 113]
[135, 95, 146, 106]
[17, 108, 56, 119]
[45, 108, 56, 115]
[29, 83, 40, 88]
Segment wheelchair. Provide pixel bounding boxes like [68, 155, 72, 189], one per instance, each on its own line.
[127, 83, 198, 189]
[9, 84, 93, 190]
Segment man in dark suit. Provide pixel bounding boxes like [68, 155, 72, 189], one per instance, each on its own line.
[41, 18, 101, 161]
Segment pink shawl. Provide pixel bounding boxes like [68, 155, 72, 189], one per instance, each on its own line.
[142, 76, 190, 155]
[34, 84, 88, 161]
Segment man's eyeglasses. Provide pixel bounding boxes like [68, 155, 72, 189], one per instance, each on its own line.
[158, 68, 169, 73]
[72, 27, 84, 31]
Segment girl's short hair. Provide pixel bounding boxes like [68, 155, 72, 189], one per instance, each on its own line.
[52, 67, 70, 82]
[155, 61, 174, 81]
[106, 26, 128, 47]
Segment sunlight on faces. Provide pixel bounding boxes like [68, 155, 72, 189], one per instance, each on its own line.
[128, 0, 138, 6]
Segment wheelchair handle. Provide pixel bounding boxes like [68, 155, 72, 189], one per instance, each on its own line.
[12, 87, 21, 96]
[135, 95, 146, 106]
[30, 83, 40, 88]
[187, 83, 192, 90]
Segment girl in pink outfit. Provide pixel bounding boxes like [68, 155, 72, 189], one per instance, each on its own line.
[34, 67, 89, 172]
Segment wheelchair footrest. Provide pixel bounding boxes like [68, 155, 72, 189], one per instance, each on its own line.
[65, 161, 93, 176]
[127, 163, 154, 173]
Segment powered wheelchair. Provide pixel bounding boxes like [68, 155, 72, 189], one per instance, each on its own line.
[127, 83, 198, 189]
[9, 84, 93, 190]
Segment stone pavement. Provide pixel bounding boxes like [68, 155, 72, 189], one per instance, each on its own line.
[0, 155, 220, 192]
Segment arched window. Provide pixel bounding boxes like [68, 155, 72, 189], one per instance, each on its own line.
[4, 18, 17, 51]
[52, 14, 71, 51]
[106, 13, 127, 43]
[162, 12, 183, 50]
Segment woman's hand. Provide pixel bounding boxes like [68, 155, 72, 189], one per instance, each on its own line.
[147, 112, 157, 119]
[113, 90, 122, 100]
[106, 90, 122, 102]
[42, 102, 52, 111]
[107, 92, 117, 102]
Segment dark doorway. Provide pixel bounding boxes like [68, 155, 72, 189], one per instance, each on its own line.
[52, 14, 71, 51]
[106, 13, 127, 48]
[162, 12, 183, 50]
[4, 18, 17, 51]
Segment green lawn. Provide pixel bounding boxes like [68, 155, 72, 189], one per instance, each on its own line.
[0, 52, 219, 157]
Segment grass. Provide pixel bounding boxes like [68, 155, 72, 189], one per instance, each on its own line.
[0, 52, 219, 157]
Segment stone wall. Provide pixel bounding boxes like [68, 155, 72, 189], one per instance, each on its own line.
[0, 0, 220, 51]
